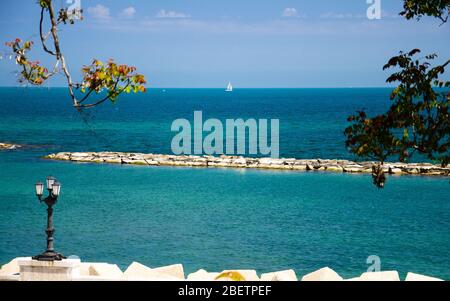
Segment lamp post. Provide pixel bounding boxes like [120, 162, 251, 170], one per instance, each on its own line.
[32, 176, 66, 261]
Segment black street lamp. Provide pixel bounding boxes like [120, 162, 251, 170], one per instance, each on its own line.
[32, 176, 66, 261]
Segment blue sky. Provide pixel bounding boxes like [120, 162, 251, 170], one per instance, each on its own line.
[0, 0, 449, 87]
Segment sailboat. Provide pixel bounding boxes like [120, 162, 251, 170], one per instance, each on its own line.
[225, 82, 233, 92]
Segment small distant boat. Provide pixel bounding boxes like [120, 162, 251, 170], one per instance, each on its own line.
[225, 82, 233, 92]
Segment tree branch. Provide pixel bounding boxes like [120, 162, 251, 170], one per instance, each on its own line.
[46, 0, 78, 106]
[78, 87, 94, 103]
[78, 79, 131, 108]
[39, 7, 56, 56]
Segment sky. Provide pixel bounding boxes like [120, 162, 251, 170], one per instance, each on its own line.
[0, 0, 449, 88]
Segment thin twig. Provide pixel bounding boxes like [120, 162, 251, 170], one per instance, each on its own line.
[39, 7, 56, 56]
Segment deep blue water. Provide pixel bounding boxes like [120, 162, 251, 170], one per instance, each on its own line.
[0, 87, 395, 159]
[0, 87, 448, 279]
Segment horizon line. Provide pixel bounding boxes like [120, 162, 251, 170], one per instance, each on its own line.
[0, 86, 397, 89]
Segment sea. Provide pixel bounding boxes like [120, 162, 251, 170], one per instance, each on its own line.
[0, 87, 448, 279]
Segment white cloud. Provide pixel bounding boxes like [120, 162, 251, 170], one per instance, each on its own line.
[282, 8, 299, 18]
[86, 11, 419, 37]
[120, 6, 136, 19]
[87, 4, 110, 20]
[86, 18, 431, 42]
[156, 9, 190, 19]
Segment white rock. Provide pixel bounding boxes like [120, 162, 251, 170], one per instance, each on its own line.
[0, 257, 28, 275]
[130, 159, 149, 165]
[71, 156, 94, 162]
[123, 262, 159, 280]
[272, 164, 291, 170]
[342, 165, 363, 173]
[152, 264, 185, 280]
[88, 263, 123, 279]
[292, 164, 307, 171]
[405, 272, 443, 281]
[190, 161, 207, 167]
[389, 167, 403, 174]
[259, 158, 282, 165]
[260, 269, 298, 281]
[301, 267, 343, 281]
[187, 269, 220, 281]
[104, 158, 122, 164]
[0, 274, 20, 281]
[145, 160, 159, 165]
[359, 271, 400, 281]
[123, 261, 183, 281]
[70, 152, 91, 157]
[326, 165, 344, 172]
[79, 262, 92, 276]
[91, 158, 104, 163]
[232, 158, 247, 165]
[0, 143, 21, 150]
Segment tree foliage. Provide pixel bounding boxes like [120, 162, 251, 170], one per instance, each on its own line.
[345, 50, 449, 165]
[6, 0, 146, 109]
[345, 0, 450, 188]
[79, 59, 146, 107]
[6, 39, 49, 85]
[400, 0, 450, 24]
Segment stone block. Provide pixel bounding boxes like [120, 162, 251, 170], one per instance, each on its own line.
[0, 257, 28, 275]
[123, 261, 181, 281]
[301, 267, 343, 281]
[260, 269, 297, 281]
[88, 263, 123, 279]
[405, 272, 443, 281]
[152, 264, 185, 279]
[359, 271, 400, 281]
[187, 269, 220, 281]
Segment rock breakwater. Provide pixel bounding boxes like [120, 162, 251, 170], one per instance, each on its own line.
[44, 152, 450, 177]
[0, 142, 21, 150]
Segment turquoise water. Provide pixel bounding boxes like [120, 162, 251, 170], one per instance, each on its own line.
[0, 87, 449, 279]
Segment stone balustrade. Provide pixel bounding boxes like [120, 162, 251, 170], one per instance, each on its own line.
[44, 151, 450, 177]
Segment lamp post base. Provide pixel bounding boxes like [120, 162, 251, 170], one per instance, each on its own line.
[19, 257, 80, 281]
[32, 251, 66, 261]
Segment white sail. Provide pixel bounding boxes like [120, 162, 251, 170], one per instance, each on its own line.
[225, 82, 233, 92]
